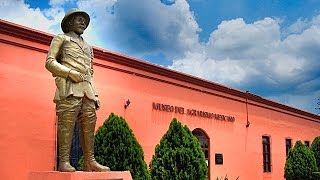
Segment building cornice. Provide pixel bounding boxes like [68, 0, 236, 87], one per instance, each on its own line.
[0, 19, 319, 121]
[0, 19, 53, 46]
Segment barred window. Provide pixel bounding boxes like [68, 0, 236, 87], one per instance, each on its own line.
[285, 138, 292, 157]
[192, 129, 209, 161]
[192, 129, 210, 179]
[262, 136, 271, 172]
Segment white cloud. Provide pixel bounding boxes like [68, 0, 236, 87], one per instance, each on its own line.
[207, 18, 280, 60]
[49, 0, 76, 6]
[171, 17, 320, 86]
[266, 52, 305, 81]
[284, 15, 320, 36]
[286, 18, 309, 35]
[170, 18, 282, 86]
[77, 0, 201, 58]
[169, 17, 320, 113]
[1, 0, 201, 57]
[0, 0, 63, 34]
[75, 0, 118, 49]
[169, 51, 252, 86]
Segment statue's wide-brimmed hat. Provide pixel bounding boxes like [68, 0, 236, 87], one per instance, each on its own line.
[61, 9, 90, 33]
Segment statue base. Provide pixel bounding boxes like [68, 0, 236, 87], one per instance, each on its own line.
[28, 171, 132, 180]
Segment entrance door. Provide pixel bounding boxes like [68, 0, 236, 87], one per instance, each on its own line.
[192, 128, 210, 179]
[70, 121, 83, 169]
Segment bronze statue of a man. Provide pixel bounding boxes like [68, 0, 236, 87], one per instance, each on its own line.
[45, 9, 110, 172]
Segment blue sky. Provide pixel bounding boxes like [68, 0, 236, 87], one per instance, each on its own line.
[1, 0, 320, 114]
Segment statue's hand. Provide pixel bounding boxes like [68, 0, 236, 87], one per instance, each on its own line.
[68, 70, 83, 82]
[95, 98, 101, 110]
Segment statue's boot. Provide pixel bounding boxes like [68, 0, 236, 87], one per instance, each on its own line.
[58, 112, 76, 172]
[80, 112, 110, 172]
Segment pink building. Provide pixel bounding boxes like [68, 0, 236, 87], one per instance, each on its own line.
[0, 19, 319, 180]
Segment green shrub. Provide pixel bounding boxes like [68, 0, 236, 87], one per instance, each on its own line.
[284, 140, 318, 180]
[93, 113, 150, 179]
[149, 118, 207, 180]
[311, 136, 320, 169]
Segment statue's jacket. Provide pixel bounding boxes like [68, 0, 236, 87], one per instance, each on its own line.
[45, 32, 98, 102]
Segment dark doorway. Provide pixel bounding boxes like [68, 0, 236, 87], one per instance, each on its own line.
[56, 120, 83, 170]
[70, 121, 83, 169]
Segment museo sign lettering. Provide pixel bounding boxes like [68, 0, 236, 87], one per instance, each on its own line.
[152, 102, 235, 122]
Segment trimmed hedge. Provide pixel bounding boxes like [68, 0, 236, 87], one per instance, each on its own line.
[311, 136, 320, 169]
[284, 140, 318, 180]
[93, 113, 150, 179]
[149, 118, 207, 180]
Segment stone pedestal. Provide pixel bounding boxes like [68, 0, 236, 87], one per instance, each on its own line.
[29, 171, 132, 180]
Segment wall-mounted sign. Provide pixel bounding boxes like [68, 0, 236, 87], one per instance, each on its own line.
[152, 102, 235, 122]
[215, 153, 224, 165]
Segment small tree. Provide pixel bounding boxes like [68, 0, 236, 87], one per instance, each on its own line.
[149, 118, 207, 180]
[311, 136, 320, 169]
[284, 140, 318, 180]
[94, 113, 150, 179]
